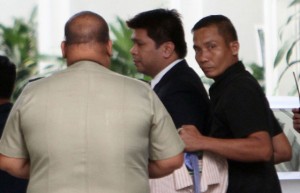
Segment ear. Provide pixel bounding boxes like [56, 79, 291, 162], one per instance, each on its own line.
[230, 41, 239, 56]
[61, 41, 67, 58]
[106, 40, 113, 57]
[161, 42, 175, 58]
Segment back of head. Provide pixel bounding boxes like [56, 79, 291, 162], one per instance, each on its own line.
[63, 11, 112, 66]
[127, 8, 187, 58]
[0, 56, 16, 99]
[64, 11, 109, 45]
[192, 15, 238, 45]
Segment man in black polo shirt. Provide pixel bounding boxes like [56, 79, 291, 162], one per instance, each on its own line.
[179, 15, 287, 193]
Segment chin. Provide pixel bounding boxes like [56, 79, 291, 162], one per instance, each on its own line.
[135, 66, 142, 72]
[204, 72, 215, 79]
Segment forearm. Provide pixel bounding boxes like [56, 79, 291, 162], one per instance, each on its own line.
[148, 161, 173, 178]
[196, 132, 273, 162]
[9, 162, 29, 179]
[148, 152, 184, 178]
[0, 154, 30, 179]
[272, 133, 292, 164]
[293, 108, 300, 131]
[273, 152, 290, 164]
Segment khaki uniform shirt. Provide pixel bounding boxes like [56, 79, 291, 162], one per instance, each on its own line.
[0, 61, 184, 193]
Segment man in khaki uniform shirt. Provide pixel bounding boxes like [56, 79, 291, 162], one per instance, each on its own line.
[0, 11, 184, 193]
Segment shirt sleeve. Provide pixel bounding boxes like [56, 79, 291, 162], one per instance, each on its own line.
[148, 91, 185, 160]
[0, 88, 29, 158]
[269, 109, 283, 137]
[223, 81, 270, 138]
[159, 79, 210, 135]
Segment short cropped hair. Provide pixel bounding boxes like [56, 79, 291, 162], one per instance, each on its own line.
[127, 8, 187, 58]
[64, 11, 110, 45]
[192, 15, 238, 45]
[0, 56, 16, 99]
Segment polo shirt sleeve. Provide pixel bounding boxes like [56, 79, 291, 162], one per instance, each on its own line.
[0, 89, 29, 158]
[223, 81, 270, 138]
[148, 91, 185, 160]
[269, 109, 283, 137]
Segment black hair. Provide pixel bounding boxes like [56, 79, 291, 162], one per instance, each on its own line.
[192, 15, 238, 45]
[0, 56, 16, 99]
[127, 8, 187, 58]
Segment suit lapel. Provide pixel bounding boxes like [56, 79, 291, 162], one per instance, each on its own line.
[153, 59, 188, 93]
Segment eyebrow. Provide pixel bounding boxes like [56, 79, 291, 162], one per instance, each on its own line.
[131, 37, 140, 42]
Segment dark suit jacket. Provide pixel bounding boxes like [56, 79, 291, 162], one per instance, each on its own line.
[153, 59, 210, 135]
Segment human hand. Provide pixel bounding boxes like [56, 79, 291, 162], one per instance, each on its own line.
[178, 125, 204, 152]
[292, 108, 300, 133]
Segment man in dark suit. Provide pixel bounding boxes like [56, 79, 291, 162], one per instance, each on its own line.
[0, 55, 28, 193]
[127, 9, 210, 193]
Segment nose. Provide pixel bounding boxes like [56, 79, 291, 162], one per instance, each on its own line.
[130, 45, 137, 55]
[196, 51, 208, 64]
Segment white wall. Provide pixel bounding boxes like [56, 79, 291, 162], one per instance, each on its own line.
[195, 0, 264, 66]
[0, 0, 38, 25]
[37, 0, 169, 56]
[281, 180, 300, 193]
[278, 172, 300, 193]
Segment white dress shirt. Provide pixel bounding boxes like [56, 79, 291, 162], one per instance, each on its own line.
[150, 59, 183, 89]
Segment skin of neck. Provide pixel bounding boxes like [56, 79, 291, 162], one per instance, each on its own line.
[151, 46, 180, 78]
[61, 41, 112, 68]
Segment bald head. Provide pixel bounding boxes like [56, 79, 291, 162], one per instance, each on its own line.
[64, 11, 109, 45]
[62, 11, 112, 67]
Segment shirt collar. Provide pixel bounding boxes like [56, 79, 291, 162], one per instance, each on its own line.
[209, 61, 245, 97]
[213, 61, 244, 83]
[151, 59, 183, 89]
